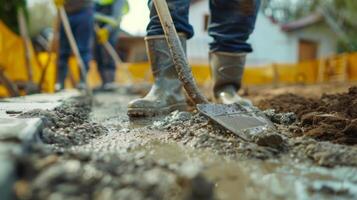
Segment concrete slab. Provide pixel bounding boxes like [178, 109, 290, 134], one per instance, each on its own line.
[1, 90, 81, 103]
[0, 102, 61, 118]
[0, 118, 43, 143]
[0, 91, 81, 118]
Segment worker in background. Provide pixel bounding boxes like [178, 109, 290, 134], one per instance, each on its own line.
[94, 0, 128, 91]
[127, 0, 260, 117]
[54, 0, 94, 90]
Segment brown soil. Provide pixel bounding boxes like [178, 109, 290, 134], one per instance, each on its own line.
[258, 87, 357, 145]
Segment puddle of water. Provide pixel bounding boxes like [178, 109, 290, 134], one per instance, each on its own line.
[131, 141, 357, 200]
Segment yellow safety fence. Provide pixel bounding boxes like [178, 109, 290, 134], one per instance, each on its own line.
[1, 20, 357, 97]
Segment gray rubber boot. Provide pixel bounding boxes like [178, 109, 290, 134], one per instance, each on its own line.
[127, 35, 188, 117]
[102, 70, 116, 91]
[210, 52, 252, 106]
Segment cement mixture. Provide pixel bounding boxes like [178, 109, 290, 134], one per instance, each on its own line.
[14, 86, 357, 200]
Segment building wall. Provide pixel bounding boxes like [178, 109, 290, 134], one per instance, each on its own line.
[247, 13, 296, 65]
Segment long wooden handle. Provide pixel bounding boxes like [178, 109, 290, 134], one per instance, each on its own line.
[0, 68, 20, 97]
[152, 0, 208, 104]
[94, 25, 122, 65]
[102, 42, 133, 84]
[17, 8, 34, 82]
[94, 25, 133, 84]
[58, 7, 91, 95]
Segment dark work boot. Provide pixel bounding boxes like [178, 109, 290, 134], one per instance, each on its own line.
[210, 52, 252, 106]
[127, 35, 188, 117]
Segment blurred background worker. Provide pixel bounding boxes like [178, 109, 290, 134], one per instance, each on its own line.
[94, 0, 128, 91]
[54, 0, 94, 90]
[127, 0, 260, 117]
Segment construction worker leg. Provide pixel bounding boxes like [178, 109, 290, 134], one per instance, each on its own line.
[103, 31, 117, 84]
[94, 41, 106, 84]
[208, 0, 260, 53]
[71, 7, 94, 75]
[127, 0, 192, 117]
[208, 0, 260, 105]
[146, 0, 193, 39]
[57, 26, 71, 88]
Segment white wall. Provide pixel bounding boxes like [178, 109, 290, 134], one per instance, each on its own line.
[247, 13, 296, 65]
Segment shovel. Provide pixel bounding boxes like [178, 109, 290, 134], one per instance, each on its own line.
[152, 0, 274, 141]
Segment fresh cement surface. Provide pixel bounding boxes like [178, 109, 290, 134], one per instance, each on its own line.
[13, 86, 357, 200]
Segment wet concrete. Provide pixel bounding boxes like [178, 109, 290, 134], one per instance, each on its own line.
[15, 89, 357, 200]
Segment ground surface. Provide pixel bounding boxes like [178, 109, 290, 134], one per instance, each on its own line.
[14, 84, 357, 200]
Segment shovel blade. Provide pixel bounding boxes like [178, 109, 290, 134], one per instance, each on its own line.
[197, 103, 274, 141]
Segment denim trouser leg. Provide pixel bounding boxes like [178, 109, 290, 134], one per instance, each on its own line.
[146, 0, 260, 53]
[95, 31, 117, 84]
[146, 0, 194, 39]
[71, 8, 94, 76]
[58, 27, 71, 86]
[57, 7, 94, 85]
[209, 0, 260, 53]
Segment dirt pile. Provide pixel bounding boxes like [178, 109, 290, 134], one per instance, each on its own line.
[258, 87, 357, 145]
[19, 97, 107, 147]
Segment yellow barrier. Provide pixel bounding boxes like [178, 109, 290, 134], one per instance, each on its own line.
[348, 53, 357, 81]
[0, 21, 56, 97]
[119, 54, 355, 87]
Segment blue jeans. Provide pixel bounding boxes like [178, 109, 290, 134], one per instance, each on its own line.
[94, 32, 117, 84]
[57, 7, 94, 86]
[94, 4, 119, 84]
[147, 0, 260, 53]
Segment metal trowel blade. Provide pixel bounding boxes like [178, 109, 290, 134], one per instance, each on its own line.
[197, 103, 274, 141]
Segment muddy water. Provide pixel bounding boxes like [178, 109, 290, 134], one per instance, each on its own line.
[89, 92, 357, 200]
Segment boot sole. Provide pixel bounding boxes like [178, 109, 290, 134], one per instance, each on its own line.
[127, 103, 188, 118]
